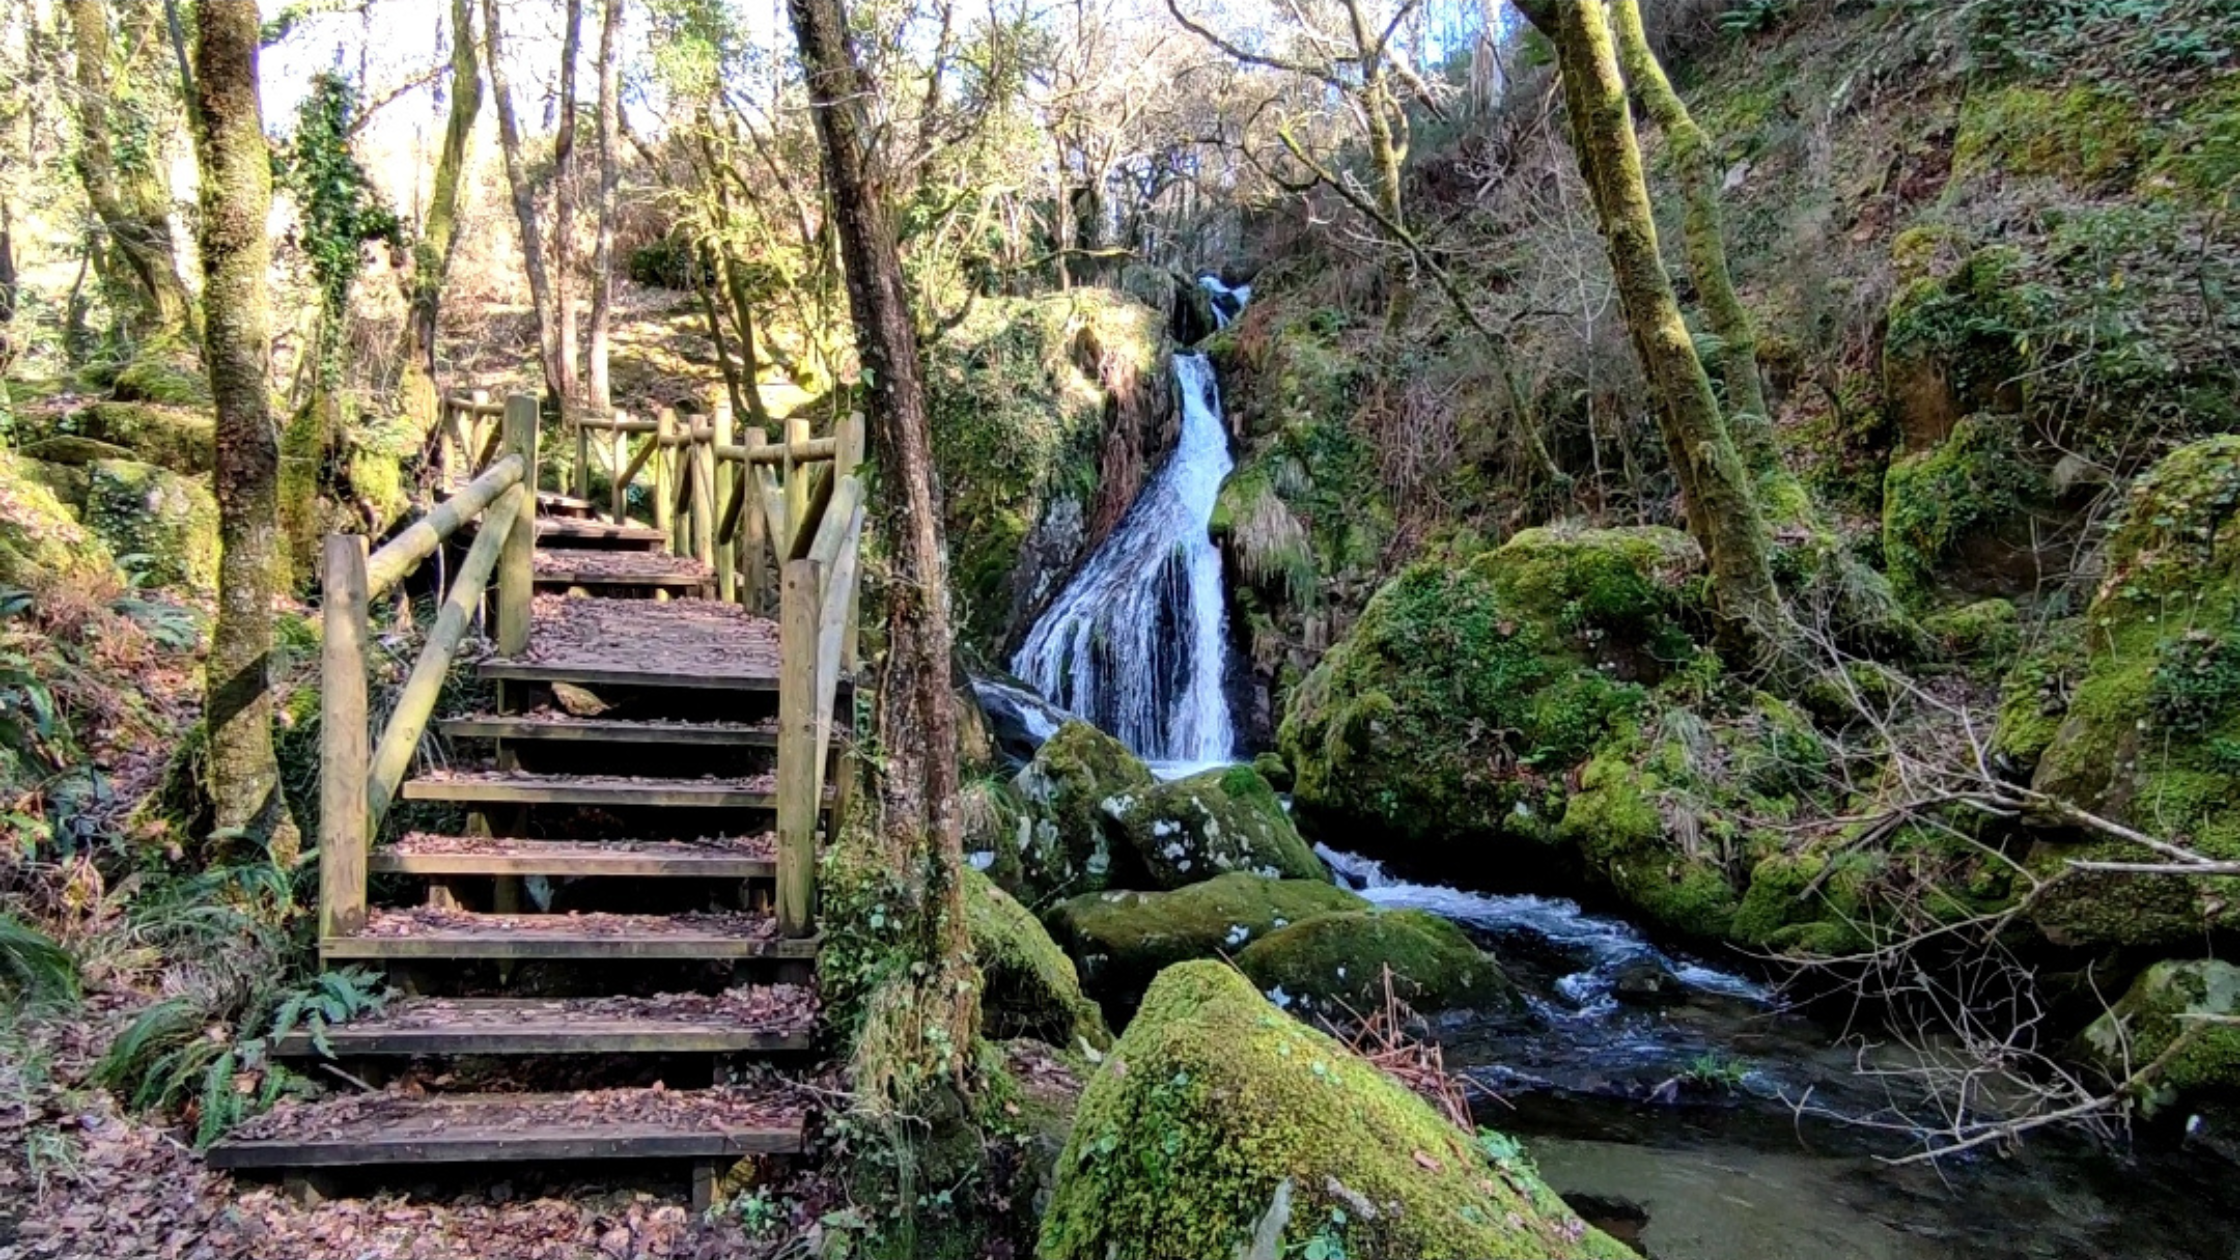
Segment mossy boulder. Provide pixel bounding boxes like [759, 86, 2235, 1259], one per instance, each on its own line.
[1039, 961, 1630, 1260]
[1234, 909, 1514, 1016]
[1045, 873, 1366, 1015]
[0, 449, 121, 590]
[83, 460, 220, 594]
[1881, 414, 2056, 607]
[2018, 437, 2240, 947]
[1007, 721, 1155, 904]
[2082, 959, 2240, 1115]
[1104, 764, 1326, 889]
[963, 867, 1111, 1053]
[1281, 525, 1700, 855]
[1922, 597, 2021, 666]
[109, 343, 211, 408]
[51, 402, 214, 475]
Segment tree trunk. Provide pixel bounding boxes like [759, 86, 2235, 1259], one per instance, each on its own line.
[1607, 0, 1773, 465]
[1526, 0, 1788, 654]
[191, 0, 291, 853]
[786, 0, 977, 1103]
[483, 0, 564, 405]
[552, 0, 583, 407]
[586, 0, 621, 414]
[398, 0, 482, 436]
[65, 0, 195, 344]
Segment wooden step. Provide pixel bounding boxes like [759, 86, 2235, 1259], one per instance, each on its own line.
[272, 987, 816, 1057]
[536, 489, 598, 519]
[372, 833, 776, 878]
[437, 712, 779, 747]
[534, 550, 713, 590]
[481, 596, 835, 694]
[205, 1083, 808, 1171]
[534, 517, 669, 550]
[321, 908, 819, 960]
[400, 769, 779, 809]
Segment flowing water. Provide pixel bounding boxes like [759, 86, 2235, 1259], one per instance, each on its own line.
[1011, 279, 1246, 768]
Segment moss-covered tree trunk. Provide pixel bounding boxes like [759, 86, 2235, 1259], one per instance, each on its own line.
[787, 0, 978, 1105]
[585, 0, 621, 414]
[483, 0, 564, 406]
[1606, 0, 1773, 466]
[65, 0, 196, 345]
[191, 0, 290, 852]
[1522, 0, 1789, 655]
[398, 0, 482, 436]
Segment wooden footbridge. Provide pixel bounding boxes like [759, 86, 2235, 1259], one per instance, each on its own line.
[206, 393, 866, 1207]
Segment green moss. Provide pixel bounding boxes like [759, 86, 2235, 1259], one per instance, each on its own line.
[1923, 598, 2022, 665]
[1104, 765, 1326, 889]
[1251, 751, 1293, 792]
[1955, 83, 2149, 188]
[81, 460, 219, 594]
[1559, 748, 1741, 942]
[36, 403, 216, 476]
[1045, 874, 1367, 1015]
[1235, 910, 1515, 1016]
[0, 450, 122, 591]
[1882, 414, 2050, 605]
[109, 344, 212, 408]
[2145, 77, 2240, 204]
[1009, 720, 1155, 905]
[1280, 526, 1700, 848]
[1731, 851, 1873, 956]
[2082, 960, 2240, 1114]
[1038, 962, 1630, 1260]
[964, 867, 1112, 1052]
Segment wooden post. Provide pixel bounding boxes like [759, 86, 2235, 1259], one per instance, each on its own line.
[318, 535, 371, 948]
[496, 395, 539, 657]
[468, 389, 491, 480]
[712, 391, 736, 602]
[690, 422, 717, 572]
[776, 558, 821, 937]
[783, 416, 812, 545]
[831, 413, 869, 827]
[655, 409, 678, 554]
[363, 453, 526, 598]
[609, 419, 627, 523]
[742, 428, 769, 611]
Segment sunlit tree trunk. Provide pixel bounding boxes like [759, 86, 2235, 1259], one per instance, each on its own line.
[65, 0, 195, 344]
[398, 0, 482, 436]
[551, 0, 583, 406]
[586, 0, 621, 414]
[787, 0, 977, 1104]
[483, 0, 564, 404]
[191, 0, 291, 853]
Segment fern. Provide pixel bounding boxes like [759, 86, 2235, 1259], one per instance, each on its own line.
[0, 914, 79, 1008]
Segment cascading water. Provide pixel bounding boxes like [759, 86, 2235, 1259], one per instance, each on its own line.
[1010, 278, 1248, 767]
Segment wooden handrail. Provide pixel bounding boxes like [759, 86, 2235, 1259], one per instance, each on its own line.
[365, 453, 526, 598]
[717, 436, 838, 465]
[366, 483, 523, 826]
[442, 393, 507, 418]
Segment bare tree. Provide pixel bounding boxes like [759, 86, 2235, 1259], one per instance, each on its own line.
[484, 0, 566, 405]
[586, 0, 623, 414]
[398, 0, 484, 435]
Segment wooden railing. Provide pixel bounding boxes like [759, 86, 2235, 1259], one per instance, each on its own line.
[320, 395, 539, 943]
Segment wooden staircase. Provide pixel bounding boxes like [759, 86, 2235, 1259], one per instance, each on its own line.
[207, 394, 865, 1207]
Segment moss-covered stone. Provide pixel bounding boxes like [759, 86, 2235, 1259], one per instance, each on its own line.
[964, 867, 1111, 1052]
[1045, 873, 1366, 1015]
[1923, 597, 2022, 666]
[109, 343, 212, 408]
[20, 460, 90, 513]
[1104, 765, 1326, 889]
[1235, 909, 1514, 1016]
[2022, 437, 2240, 946]
[1281, 525, 1700, 853]
[1039, 962, 1630, 1260]
[62, 402, 214, 475]
[1008, 721, 1154, 904]
[0, 449, 121, 591]
[82, 460, 220, 594]
[1882, 414, 2053, 606]
[2082, 959, 2240, 1114]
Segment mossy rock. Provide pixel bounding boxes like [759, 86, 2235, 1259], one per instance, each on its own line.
[2023, 437, 2240, 946]
[1922, 598, 2021, 666]
[1104, 764, 1326, 889]
[1008, 721, 1155, 904]
[0, 449, 121, 591]
[1251, 750, 1293, 792]
[1038, 962, 1631, 1260]
[109, 344, 211, 408]
[83, 459, 220, 594]
[1882, 414, 2055, 607]
[20, 459, 90, 513]
[65, 402, 214, 475]
[1280, 526, 1699, 854]
[1234, 909, 1515, 1016]
[964, 867, 1112, 1053]
[1045, 873, 1366, 1016]
[1558, 749, 1743, 943]
[1881, 250, 2040, 450]
[2081, 959, 2240, 1115]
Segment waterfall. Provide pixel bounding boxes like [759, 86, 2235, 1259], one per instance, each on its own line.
[1011, 277, 1247, 766]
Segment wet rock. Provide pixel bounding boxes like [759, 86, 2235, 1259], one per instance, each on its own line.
[1004, 720, 1153, 903]
[1103, 764, 1325, 889]
[1045, 872, 1365, 1016]
[1038, 961, 1632, 1260]
[1234, 909, 1516, 1016]
[2082, 959, 2240, 1116]
[1606, 955, 1687, 1007]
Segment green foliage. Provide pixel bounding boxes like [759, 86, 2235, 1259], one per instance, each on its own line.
[1962, 0, 2240, 81]
[285, 72, 400, 382]
[1881, 415, 2048, 605]
[2150, 630, 2240, 735]
[1679, 1051, 1753, 1091]
[0, 913, 79, 1008]
[1719, 0, 1794, 37]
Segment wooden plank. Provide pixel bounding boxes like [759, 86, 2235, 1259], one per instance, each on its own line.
[654, 409, 677, 553]
[573, 412, 590, 499]
[479, 661, 808, 692]
[535, 517, 667, 547]
[782, 417, 811, 547]
[321, 931, 821, 962]
[399, 777, 780, 809]
[776, 559, 820, 937]
[207, 1103, 803, 1169]
[437, 716, 778, 746]
[831, 414, 867, 826]
[370, 845, 777, 879]
[609, 422, 628, 523]
[366, 486, 520, 828]
[809, 501, 865, 812]
[363, 453, 526, 598]
[712, 390, 735, 603]
[319, 536, 371, 944]
[532, 566, 710, 589]
[496, 398, 540, 656]
[716, 436, 837, 465]
[739, 429, 768, 613]
[273, 1018, 810, 1057]
[689, 419, 717, 570]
